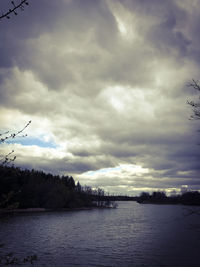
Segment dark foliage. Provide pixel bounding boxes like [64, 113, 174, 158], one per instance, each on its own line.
[137, 191, 200, 205]
[0, 165, 115, 210]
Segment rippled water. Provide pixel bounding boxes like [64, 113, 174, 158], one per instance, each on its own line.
[0, 202, 200, 266]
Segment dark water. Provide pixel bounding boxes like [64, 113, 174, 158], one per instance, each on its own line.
[0, 202, 200, 267]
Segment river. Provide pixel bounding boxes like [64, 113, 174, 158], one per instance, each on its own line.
[0, 201, 200, 266]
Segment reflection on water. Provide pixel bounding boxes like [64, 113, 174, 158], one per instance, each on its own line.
[0, 202, 200, 266]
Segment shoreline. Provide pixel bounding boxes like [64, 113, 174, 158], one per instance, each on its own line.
[0, 206, 115, 214]
[137, 201, 200, 206]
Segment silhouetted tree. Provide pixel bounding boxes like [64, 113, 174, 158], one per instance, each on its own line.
[0, 165, 116, 210]
[180, 191, 200, 205]
[151, 191, 167, 201]
[76, 181, 82, 193]
[137, 190, 200, 205]
[97, 188, 105, 207]
[138, 192, 150, 203]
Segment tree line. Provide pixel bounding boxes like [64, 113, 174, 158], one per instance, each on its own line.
[0, 164, 116, 210]
[137, 191, 200, 205]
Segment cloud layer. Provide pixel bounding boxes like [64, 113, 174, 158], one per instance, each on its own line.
[0, 0, 199, 195]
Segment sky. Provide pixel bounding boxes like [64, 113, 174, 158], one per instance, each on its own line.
[0, 0, 199, 196]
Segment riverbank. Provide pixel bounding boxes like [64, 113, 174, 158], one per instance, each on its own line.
[0, 205, 117, 215]
[137, 200, 200, 206]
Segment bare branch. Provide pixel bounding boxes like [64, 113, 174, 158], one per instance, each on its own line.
[0, 120, 31, 143]
[0, 150, 16, 165]
[187, 79, 200, 91]
[187, 80, 200, 120]
[0, 0, 29, 21]
[0, 121, 31, 165]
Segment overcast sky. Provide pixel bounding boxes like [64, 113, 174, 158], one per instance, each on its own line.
[0, 0, 199, 195]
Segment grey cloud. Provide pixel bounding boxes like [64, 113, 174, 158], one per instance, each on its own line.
[148, 14, 191, 57]
[0, 0, 199, 195]
[0, 0, 118, 90]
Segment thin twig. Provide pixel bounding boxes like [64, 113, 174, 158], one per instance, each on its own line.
[0, 0, 29, 20]
[0, 120, 31, 143]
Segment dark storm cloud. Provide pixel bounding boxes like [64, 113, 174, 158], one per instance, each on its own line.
[119, 0, 199, 62]
[0, 0, 118, 90]
[0, 0, 63, 67]
[149, 15, 191, 57]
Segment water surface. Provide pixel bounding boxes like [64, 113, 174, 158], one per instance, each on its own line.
[0, 202, 200, 266]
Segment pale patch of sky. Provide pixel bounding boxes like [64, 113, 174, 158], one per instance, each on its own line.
[6, 137, 58, 149]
